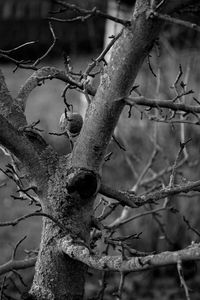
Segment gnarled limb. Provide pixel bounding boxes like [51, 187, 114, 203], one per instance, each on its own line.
[16, 66, 96, 112]
[58, 236, 200, 272]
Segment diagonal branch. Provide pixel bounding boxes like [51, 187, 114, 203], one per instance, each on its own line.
[155, 0, 200, 15]
[150, 11, 200, 32]
[100, 184, 145, 208]
[0, 258, 36, 276]
[58, 237, 200, 272]
[72, 1, 163, 173]
[0, 115, 47, 182]
[0, 22, 57, 71]
[72, 0, 199, 173]
[52, 0, 131, 26]
[0, 69, 26, 128]
[100, 179, 200, 208]
[0, 211, 66, 232]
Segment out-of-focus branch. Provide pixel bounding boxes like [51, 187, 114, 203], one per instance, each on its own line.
[32, 22, 56, 67]
[169, 139, 191, 187]
[0, 22, 56, 71]
[0, 258, 36, 276]
[52, 0, 131, 26]
[153, 0, 200, 15]
[149, 10, 200, 32]
[107, 207, 168, 230]
[177, 258, 191, 300]
[0, 41, 37, 54]
[141, 157, 187, 187]
[58, 237, 200, 272]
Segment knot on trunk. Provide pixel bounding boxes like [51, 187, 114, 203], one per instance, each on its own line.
[67, 168, 100, 200]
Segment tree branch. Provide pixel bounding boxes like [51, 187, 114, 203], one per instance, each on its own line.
[0, 41, 37, 54]
[154, 0, 200, 15]
[0, 22, 57, 71]
[58, 237, 200, 272]
[0, 258, 36, 276]
[52, 0, 131, 26]
[0, 69, 26, 128]
[0, 115, 47, 184]
[16, 67, 95, 112]
[72, 1, 163, 173]
[150, 11, 200, 32]
[99, 184, 146, 208]
[125, 96, 200, 114]
[100, 179, 200, 208]
[0, 211, 66, 232]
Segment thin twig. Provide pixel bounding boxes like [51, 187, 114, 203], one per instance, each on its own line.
[52, 0, 131, 26]
[177, 258, 191, 300]
[0, 212, 65, 232]
[83, 31, 122, 77]
[0, 22, 57, 71]
[12, 236, 27, 260]
[0, 41, 37, 54]
[183, 216, 200, 238]
[106, 207, 168, 230]
[33, 22, 56, 67]
[168, 139, 191, 188]
[132, 148, 158, 192]
[116, 272, 127, 300]
[0, 276, 6, 300]
[149, 11, 200, 33]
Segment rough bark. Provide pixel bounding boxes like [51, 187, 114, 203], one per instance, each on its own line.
[28, 156, 97, 300]
[72, 1, 162, 172]
[27, 2, 163, 298]
[59, 237, 200, 272]
[0, 0, 199, 300]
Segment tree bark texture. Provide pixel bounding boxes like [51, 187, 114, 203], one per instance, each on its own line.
[28, 2, 163, 296]
[0, 0, 198, 299]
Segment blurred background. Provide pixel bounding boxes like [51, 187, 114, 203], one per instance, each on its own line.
[1, 0, 200, 299]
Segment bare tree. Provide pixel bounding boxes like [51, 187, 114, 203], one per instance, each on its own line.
[1, 0, 200, 299]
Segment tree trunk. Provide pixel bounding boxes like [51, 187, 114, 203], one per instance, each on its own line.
[26, 2, 163, 298]
[28, 157, 95, 299]
[30, 219, 86, 300]
[0, 1, 198, 299]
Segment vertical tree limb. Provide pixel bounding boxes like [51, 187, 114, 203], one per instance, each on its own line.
[72, 1, 162, 172]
